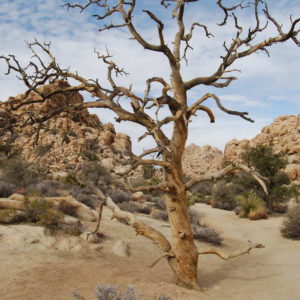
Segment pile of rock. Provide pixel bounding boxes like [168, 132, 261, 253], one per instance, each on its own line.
[182, 143, 223, 178]
[224, 115, 300, 181]
[0, 81, 132, 173]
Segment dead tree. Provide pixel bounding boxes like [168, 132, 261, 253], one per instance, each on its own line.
[1, 0, 299, 290]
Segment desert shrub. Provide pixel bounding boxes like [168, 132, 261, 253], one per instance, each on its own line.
[281, 204, 300, 240]
[118, 201, 151, 215]
[73, 284, 173, 300]
[0, 180, 17, 197]
[192, 224, 223, 245]
[96, 284, 143, 300]
[0, 158, 43, 187]
[211, 181, 237, 210]
[70, 186, 98, 209]
[236, 191, 267, 220]
[58, 200, 77, 216]
[152, 210, 168, 221]
[191, 180, 214, 196]
[0, 209, 25, 224]
[24, 194, 62, 232]
[27, 180, 60, 197]
[34, 144, 52, 156]
[78, 161, 106, 185]
[109, 190, 131, 204]
[61, 174, 78, 185]
[152, 197, 166, 210]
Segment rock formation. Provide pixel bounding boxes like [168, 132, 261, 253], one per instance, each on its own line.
[182, 143, 224, 178]
[0, 81, 132, 173]
[224, 115, 300, 181]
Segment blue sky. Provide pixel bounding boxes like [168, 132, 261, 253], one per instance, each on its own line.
[0, 0, 299, 154]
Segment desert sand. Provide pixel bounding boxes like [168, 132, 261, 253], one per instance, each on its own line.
[0, 203, 299, 300]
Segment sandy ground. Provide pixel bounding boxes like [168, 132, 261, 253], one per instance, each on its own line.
[0, 203, 300, 300]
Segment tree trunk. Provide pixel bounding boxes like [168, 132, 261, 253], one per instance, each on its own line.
[163, 155, 199, 289]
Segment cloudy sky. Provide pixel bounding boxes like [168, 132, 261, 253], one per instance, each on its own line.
[0, 0, 299, 154]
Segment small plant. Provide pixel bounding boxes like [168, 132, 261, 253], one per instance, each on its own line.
[24, 194, 62, 232]
[109, 190, 132, 204]
[0, 209, 25, 224]
[118, 201, 151, 215]
[27, 180, 60, 197]
[61, 174, 78, 185]
[236, 191, 267, 220]
[281, 204, 300, 240]
[192, 224, 223, 245]
[73, 284, 173, 300]
[34, 144, 52, 156]
[211, 181, 237, 210]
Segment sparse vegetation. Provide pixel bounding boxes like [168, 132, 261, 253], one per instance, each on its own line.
[0, 209, 25, 224]
[73, 284, 173, 300]
[24, 194, 62, 232]
[78, 161, 106, 185]
[0, 180, 16, 197]
[0, 157, 44, 188]
[211, 181, 237, 210]
[118, 201, 151, 215]
[192, 224, 223, 245]
[109, 190, 132, 204]
[27, 180, 60, 197]
[281, 204, 300, 240]
[236, 191, 268, 220]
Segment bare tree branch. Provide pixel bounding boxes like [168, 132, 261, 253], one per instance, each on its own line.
[198, 243, 265, 260]
[187, 93, 254, 123]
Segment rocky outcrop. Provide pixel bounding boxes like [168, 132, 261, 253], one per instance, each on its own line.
[182, 144, 223, 178]
[0, 81, 132, 173]
[224, 115, 300, 181]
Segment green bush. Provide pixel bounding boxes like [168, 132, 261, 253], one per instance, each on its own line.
[236, 191, 267, 220]
[24, 194, 62, 232]
[241, 144, 297, 212]
[281, 204, 300, 240]
[0, 209, 25, 224]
